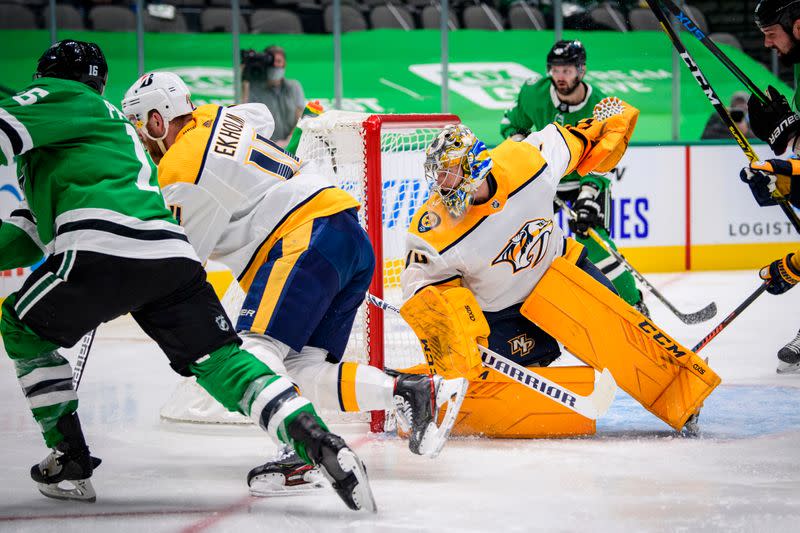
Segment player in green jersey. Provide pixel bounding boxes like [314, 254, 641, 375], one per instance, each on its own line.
[501, 40, 647, 315]
[739, 0, 800, 374]
[0, 40, 374, 511]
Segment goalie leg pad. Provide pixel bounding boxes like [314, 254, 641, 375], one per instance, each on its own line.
[400, 286, 490, 379]
[398, 364, 596, 438]
[520, 257, 720, 431]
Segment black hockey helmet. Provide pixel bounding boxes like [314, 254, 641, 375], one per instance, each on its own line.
[34, 40, 108, 94]
[546, 40, 587, 71]
[755, 0, 800, 31]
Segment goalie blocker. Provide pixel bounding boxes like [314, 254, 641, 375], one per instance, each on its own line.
[522, 255, 721, 431]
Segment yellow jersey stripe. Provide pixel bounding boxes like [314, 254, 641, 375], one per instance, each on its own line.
[250, 220, 314, 335]
[238, 187, 360, 291]
[338, 361, 360, 412]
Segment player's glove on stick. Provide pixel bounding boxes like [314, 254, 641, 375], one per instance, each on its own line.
[740, 159, 799, 207]
[568, 182, 603, 237]
[748, 86, 800, 155]
[760, 253, 800, 295]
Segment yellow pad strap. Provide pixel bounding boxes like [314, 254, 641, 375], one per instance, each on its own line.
[520, 257, 720, 430]
[400, 286, 489, 380]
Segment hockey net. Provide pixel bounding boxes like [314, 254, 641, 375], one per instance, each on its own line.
[159, 112, 460, 432]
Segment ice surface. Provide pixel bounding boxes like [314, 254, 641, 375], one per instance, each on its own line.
[0, 271, 798, 532]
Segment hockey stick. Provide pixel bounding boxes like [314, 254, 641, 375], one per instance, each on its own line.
[691, 282, 768, 353]
[645, 0, 800, 234]
[554, 196, 717, 324]
[365, 293, 617, 420]
[71, 329, 96, 390]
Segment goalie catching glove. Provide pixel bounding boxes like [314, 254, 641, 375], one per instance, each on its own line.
[740, 159, 800, 207]
[760, 253, 800, 295]
[566, 97, 639, 176]
[400, 285, 489, 380]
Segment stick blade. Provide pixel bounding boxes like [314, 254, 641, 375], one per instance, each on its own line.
[591, 368, 617, 418]
[678, 302, 717, 325]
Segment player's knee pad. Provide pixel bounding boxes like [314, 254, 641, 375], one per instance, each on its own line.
[284, 347, 342, 410]
[239, 332, 290, 376]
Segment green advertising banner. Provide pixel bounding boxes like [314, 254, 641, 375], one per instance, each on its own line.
[0, 28, 789, 145]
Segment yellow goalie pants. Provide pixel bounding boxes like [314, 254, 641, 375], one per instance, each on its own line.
[521, 257, 721, 431]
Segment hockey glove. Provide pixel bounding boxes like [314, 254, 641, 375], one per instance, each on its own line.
[760, 253, 800, 295]
[739, 165, 779, 206]
[748, 86, 800, 155]
[568, 182, 603, 237]
[740, 159, 799, 207]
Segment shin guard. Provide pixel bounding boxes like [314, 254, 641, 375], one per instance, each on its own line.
[521, 257, 720, 430]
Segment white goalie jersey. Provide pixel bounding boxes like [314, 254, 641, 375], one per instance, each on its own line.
[402, 123, 594, 312]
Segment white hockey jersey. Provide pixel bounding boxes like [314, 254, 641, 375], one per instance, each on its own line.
[402, 123, 588, 312]
[157, 104, 359, 289]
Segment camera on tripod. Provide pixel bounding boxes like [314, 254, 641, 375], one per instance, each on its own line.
[240, 48, 275, 82]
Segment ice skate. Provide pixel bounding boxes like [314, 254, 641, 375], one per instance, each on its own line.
[287, 412, 376, 512]
[634, 291, 650, 318]
[393, 373, 468, 458]
[30, 413, 101, 503]
[682, 411, 700, 437]
[247, 445, 326, 496]
[634, 299, 650, 319]
[777, 330, 800, 374]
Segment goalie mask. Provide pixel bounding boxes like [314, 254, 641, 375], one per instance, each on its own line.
[424, 124, 493, 219]
[121, 72, 195, 153]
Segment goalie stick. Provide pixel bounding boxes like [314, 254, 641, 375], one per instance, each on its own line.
[554, 196, 717, 324]
[645, 0, 800, 234]
[365, 293, 617, 420]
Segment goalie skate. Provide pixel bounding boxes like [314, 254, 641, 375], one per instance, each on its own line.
[247, 446, 326, 496]
[777, 330, 800, 374]
[394, 374, 468, 458]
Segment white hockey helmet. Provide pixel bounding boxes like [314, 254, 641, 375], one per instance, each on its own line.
[121, 72, 194, 143]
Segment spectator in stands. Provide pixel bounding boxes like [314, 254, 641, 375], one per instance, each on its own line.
[241, 45, 305, 147]
[701, 91, 755, 140]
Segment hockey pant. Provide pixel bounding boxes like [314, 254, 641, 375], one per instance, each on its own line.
[235, 209, 394, 413]
[521, 255, 720, 430]
[0, 251, 326, 460]
[556, 180, 641, 307]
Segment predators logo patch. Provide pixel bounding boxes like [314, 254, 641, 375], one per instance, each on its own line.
[417, 211, 441, 233]
[492, 218, 553, 273]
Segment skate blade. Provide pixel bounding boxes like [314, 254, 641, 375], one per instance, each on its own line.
[325, 449, 377, 513]
[681, 412, 701, 437]
[418, 377, 468, 459]
[249, 469, 328, 497]
[37, 478, 96, 503]
[777, 361, 800, 374]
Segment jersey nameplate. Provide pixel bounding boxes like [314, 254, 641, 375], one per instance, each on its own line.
[213, 111, 245, 158]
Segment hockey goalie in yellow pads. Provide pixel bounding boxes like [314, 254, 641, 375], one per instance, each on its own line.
[401, 97, 720, 433]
